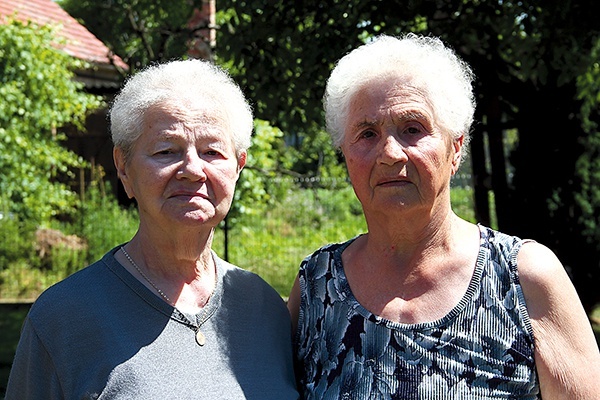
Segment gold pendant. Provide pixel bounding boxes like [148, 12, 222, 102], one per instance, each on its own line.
[195, 329, 206, 346]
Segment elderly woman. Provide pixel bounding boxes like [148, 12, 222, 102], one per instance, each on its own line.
[288, 34, 600, 399]
[6, 60, 298, 399]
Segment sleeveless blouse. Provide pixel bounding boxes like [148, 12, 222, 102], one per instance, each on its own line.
[295, 225, 539, 399]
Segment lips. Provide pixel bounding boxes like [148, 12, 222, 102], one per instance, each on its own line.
[375, 176, 411, 187]
[169, 190, 210, 200]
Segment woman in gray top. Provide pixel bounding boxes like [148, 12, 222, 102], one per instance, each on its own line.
[288, 34, 600, 399]
[6, 59, 298, 399]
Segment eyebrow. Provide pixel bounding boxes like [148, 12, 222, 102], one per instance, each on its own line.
[352, 119, 380, 131]
[393, 110, 429, 123]
[352, 109, 429, 130]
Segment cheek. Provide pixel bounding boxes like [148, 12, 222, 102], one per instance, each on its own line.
[212, 165, 240, 193]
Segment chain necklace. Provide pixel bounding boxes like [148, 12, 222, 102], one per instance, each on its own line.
[120, 246, 210, 346]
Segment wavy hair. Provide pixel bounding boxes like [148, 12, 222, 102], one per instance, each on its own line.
[110, 59, 253, 161]
[324, 34, 475, 148]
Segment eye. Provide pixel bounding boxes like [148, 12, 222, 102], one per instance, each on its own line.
[402, 124, 424, 136]
[360, 129, 377, 139]
[202, 146, 228, 159]
[153, 146, 176, 156]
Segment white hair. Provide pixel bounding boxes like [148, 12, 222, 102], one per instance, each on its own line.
[324, 33, 475, 148]
[110, 59, 253, 160]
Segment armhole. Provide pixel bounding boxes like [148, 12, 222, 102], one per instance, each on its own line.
[508, 238, 536, 340]
[294, 258, 309, 347]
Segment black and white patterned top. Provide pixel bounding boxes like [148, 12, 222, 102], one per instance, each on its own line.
[295, 225, 539, 399]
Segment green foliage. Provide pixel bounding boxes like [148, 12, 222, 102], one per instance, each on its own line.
[0, 178, 139, 299]
[0, 210, 35, 271]
[218, 180, 369, 296]
[574, 37, 600, 246]
[59, 0, 205, 70]
[231, 120, 296, 223]
[450, 187, 477, 224]
[78, 181, 139, 262]
[0, 19, 103, 223]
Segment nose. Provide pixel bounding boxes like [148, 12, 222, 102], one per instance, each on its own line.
[177, 149, 207, 181]
[377, 134, 408, 165]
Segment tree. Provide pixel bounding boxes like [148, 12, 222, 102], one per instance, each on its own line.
[0, 19, 103, 223]
[59, 0, 210, 71]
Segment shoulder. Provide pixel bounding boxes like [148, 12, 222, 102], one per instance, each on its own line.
[216, 255, 286, 307]
[300, 238, 356, 273]
[217, 256, 269, 287]
[516, 241, 568, 300]
[514, 240, 581, 324]
[28, 249, 119, 322]
[31, 258, 107, 309]
[479, 225, 522, 255]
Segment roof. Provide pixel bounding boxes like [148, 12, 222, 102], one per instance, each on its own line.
[0, 0, 128, 71]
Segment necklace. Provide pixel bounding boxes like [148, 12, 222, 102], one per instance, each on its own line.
[120, 246, 210, 346]
[121, 246, 173, 304]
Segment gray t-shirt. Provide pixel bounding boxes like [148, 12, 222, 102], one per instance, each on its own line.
[6, 247, 299, 399]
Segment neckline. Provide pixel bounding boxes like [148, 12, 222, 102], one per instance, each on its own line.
[333, 224, 486, 330]
[107, 246, 224, 330]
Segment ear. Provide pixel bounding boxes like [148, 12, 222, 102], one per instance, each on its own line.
[451, 135, 464, 175]
[236, 151, 247, 178]
[113, 147, 135, 199]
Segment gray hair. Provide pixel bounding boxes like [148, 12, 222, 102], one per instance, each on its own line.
[110, 59, 253, 160]
[324, 33, 475, 148]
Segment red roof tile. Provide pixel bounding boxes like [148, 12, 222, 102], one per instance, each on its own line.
[0, 0, 127, 70]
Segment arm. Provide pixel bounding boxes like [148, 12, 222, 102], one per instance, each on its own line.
[5, 317, 63, 400]
[518, 241, 600, 399]
[287, 275, 301, 336]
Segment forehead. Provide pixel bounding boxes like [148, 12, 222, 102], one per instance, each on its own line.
[346, 78, 434, 124]
[143, 100, 231, 137]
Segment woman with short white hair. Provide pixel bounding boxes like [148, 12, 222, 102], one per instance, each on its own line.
[7, 59, 299, 399]
[288, 34, 600, 399]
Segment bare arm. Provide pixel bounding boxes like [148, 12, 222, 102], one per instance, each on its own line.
[518, 241, 600, 399]
[287, 275, 301, 336]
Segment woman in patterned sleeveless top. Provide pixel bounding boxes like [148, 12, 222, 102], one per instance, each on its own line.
[288, 34, 600, 399]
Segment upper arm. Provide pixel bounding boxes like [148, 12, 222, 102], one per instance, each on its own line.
[287, 274, 301, 337]
[517, 241, 600, 399]
[5, 317, 63, 399]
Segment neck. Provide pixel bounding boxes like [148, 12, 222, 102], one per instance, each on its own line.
[131, 225, 215, 278]
[362, 199, 457, 259]
[118, 227, 218, 313]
